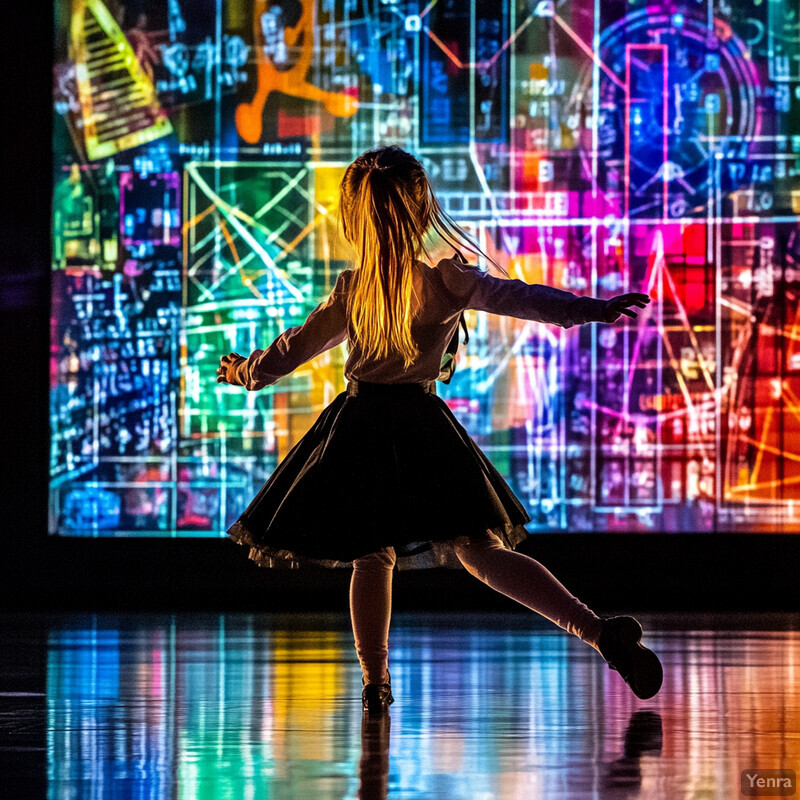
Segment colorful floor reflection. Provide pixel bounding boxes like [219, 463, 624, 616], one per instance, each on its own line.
[2, 612, 799, 799]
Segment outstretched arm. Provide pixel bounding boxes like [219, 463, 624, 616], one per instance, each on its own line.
[217, 271, 350, 391]
[434, 257, 649, 327]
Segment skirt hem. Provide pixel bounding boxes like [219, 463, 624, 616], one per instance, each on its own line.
[227, 518, 532, 570]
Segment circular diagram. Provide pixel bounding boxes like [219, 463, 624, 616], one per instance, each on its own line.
[571, 8, 761, 218]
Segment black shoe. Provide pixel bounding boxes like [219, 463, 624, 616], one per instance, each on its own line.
[597, 616, 663, 700]
[362, 672, 394, 714]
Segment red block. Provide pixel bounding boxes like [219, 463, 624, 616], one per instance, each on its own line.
[277, 110, 322, 138]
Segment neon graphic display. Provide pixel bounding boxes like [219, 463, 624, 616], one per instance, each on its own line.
[51, 0, 800, 536]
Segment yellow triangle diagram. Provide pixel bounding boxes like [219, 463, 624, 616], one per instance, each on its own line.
[71, 0, 173, 160]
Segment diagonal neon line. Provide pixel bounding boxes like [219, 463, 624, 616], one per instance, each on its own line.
[183, 202, 216, 232]
[253, 169, 308, 221]
[422, 15, 534, 70]
[734, 437, 800, 465]
[419, 0, 438, 20]
[486, 15, 534, 68]
[424, 28, 465, 68]
[218, 220, 265, 301]
[729, 474, 800, 493]
[274, 212, 327, 262]
[751, 405, 774, 484]
[777, 383, 800, 429]
[552, 15, 625, 89]
[203, 251, 259, 298]
[218, 219, 240, 265]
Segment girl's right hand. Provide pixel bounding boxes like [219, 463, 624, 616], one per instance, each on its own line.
[603, 293, 651, 323]
[217, 352, 245, 384]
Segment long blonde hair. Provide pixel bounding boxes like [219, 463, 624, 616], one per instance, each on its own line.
[338, 145, 507, 371]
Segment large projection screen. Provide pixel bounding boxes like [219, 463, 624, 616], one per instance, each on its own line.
[51, 0, 800, 536]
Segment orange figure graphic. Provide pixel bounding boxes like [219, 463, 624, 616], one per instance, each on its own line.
[236, 0, 358, 143]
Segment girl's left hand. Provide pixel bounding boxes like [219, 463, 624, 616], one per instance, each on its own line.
[603, 293, 651, 323]
[217, 352, 245, 384]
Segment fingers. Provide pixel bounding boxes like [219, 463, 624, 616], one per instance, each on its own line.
[613, 294, 650, 308]
[607, 294, 651, 321]
[219, 352, 243, 365]
[604, 294, 650, 323]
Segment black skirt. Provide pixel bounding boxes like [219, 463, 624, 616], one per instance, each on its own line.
[227, 379, 531, 570]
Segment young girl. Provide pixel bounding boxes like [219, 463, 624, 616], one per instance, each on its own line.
[217, 145, 662, 713]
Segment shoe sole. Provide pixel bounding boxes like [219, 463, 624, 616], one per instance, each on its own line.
[362, 688, 394, 714]
[614, 617, 663, 700]
[362, 697, 393, 714]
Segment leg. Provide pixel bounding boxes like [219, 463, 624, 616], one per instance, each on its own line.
[453, 531, 604, 651]
[350, 547, 396, 684]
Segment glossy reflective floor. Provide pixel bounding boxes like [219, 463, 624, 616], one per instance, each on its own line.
[2, 611, 799, 799]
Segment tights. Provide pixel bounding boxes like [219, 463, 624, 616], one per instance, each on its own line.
[350, 531, 605, 685]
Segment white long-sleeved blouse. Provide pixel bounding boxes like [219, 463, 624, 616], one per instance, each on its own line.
[224, 256, 609, 390]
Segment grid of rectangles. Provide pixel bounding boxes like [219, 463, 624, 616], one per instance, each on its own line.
[51, 0, 800, 535]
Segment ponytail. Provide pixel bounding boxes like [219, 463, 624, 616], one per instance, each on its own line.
[338, 146, 509, 372]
